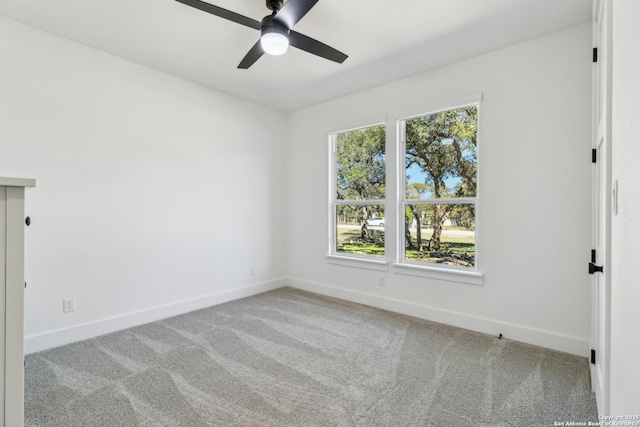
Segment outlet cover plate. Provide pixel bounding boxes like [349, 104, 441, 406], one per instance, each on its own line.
[63, 297, 76, 313]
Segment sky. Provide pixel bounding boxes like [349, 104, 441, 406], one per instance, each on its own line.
[406, 163, 462, 198]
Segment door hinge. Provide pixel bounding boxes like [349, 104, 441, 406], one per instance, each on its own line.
[589, 249, 603, 274]
[592, 148, 597, 163]
[591, 349, 596, 364]
[593, 47, 598, 63]
[589, 261, 604, 275]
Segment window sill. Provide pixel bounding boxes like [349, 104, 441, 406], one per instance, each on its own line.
[392, 263, 484, 286]
[326, 255, 389, 272]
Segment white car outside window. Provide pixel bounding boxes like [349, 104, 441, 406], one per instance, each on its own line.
[366, 217, 385, 227]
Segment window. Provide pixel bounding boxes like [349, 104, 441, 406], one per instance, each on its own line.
[329, 124, 386, 259]
[327, 96, 481, 280]
[399, 104, 478, 269]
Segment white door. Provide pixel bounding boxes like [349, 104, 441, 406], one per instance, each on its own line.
[591, 0, 611, 415]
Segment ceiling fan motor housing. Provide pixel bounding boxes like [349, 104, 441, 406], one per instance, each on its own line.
[261, 15, 289, 38]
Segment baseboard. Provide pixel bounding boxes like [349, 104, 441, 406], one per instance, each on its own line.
[287, 277, 589, 357]
[25, 276, 590, 358]
[25, 278, 286, 354]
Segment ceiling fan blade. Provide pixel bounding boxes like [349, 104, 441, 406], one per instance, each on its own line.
[238, 40, 265, 69]
[273, 0, 319, 30]
[176, 0, 261, 30]
[289, 31, 348, 64]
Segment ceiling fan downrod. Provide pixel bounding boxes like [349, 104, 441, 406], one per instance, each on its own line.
[265, 0, 283, 13]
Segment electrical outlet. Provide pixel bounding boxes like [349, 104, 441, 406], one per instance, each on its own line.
[250, 266, 256, 276]
[63, 297, 76, 313]
[378, 276, 386, 287]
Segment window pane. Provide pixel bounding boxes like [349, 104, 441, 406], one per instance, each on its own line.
[336, 125, 386, 200]
[336, 205, 385, 257]
[404, 203, 475, 267]
[405, 106, 477, 199]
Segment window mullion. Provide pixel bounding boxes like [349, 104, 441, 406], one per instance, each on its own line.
[403, 197, 477, 205]
[335, 199, 385, 206]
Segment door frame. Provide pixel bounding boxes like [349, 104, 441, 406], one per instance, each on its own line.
[591, 0, 612, 416]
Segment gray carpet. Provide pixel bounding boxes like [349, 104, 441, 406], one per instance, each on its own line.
[25, 287, 598, 426]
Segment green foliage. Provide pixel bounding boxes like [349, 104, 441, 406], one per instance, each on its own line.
[405, 106, 477, 198]
[336, 125, 386, 201]
[336, 227, 385, 256]
[406, 182, 429, 198]
[448, 204, 475, 230]
[339, 243, 385, 256]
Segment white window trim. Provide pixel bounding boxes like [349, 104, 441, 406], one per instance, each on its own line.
[326, 255, 389, 271]
[395, 95, 482, 279]
[392, 262, 483, 285]
[328, 121, 388, 266]
[391, 93, 483, 122]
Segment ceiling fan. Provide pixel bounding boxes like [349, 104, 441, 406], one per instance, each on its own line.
[176, 0, 348, 69]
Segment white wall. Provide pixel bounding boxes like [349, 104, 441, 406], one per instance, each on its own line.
[610, 0, 640, 413]
[1, 15, 597, 360]
[285, 24, 593, 356]
[0, 17, 287, 353]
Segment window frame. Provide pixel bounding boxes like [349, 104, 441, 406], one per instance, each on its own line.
[327, 121, 387, 265]
[325, 94, 484, 285]
[395, 95, 482, 277]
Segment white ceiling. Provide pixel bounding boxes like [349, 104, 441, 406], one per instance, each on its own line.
[0, 0, 591, 112]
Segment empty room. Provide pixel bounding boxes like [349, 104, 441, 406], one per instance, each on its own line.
[1, 0, 639, 425]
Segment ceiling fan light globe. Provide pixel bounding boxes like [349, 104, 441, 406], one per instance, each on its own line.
[261, 32, 289, 56]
